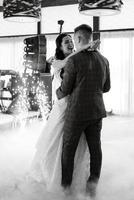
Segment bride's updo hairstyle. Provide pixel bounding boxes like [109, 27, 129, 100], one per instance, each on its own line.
[55, 33, 71, 60]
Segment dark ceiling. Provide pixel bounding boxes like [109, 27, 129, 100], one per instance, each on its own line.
[0, 0, 78, 12]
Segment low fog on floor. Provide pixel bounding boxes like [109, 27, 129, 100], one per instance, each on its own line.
[0, 116, 134, 200]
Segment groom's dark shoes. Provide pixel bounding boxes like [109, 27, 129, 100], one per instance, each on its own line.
[62, 185, 72, 196]
[86, 177, 98, 198]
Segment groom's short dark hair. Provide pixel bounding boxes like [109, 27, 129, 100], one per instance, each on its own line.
[74, 24, 92, 40]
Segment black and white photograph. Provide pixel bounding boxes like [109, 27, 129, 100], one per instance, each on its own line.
[0, 1, 134, 200]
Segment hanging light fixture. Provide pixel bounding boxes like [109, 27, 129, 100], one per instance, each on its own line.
[3, 0, 41, 23]
[78, 0, 123, 16]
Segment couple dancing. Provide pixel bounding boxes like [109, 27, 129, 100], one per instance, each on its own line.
[31, 24, 110, 199]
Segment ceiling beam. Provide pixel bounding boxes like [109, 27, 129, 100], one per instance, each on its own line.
[42, 0, 78, 7]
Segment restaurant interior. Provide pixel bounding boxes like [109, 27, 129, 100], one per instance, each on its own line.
[0, 1, 134, 200]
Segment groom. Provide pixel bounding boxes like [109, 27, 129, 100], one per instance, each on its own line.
[56, 24, 110, 197]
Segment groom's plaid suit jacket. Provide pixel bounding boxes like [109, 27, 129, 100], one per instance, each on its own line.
[56, 50, 110, 121]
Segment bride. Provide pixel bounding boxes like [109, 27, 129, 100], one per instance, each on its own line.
[30, 33, 100, 197]
[0, 33, 100, 200]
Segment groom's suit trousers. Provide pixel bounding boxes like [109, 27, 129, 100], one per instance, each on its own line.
[56, 50, 110, 187]
[61, 118, 102, 187]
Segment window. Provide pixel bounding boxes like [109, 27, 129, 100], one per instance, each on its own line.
[101, 31, 134, 116]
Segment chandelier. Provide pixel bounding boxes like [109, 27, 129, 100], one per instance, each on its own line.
[78, 0, 123, 16]
[3, 0, 41, 23]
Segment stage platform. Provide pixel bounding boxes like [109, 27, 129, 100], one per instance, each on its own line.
[0, 111, 40, 131]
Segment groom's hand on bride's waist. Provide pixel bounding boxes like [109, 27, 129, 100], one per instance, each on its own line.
[56, 87, 65, 100]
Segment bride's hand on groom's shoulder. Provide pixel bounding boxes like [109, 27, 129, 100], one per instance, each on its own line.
[88, 39, 101, 51]
[75, 39, 101, 54]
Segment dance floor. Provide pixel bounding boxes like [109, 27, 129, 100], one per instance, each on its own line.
[0, 114, 134, 200]
[0, 111, 39, 130]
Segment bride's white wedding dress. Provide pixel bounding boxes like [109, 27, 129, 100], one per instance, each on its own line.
[30, 59, 90, 195]
[0, 57, 91, 200]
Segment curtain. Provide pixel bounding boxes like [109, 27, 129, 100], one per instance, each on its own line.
[46, 35, 57, 59]
[0, 37, 25, 73]
[0, 37, 25, 90]
[100, 31, 134, 116]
